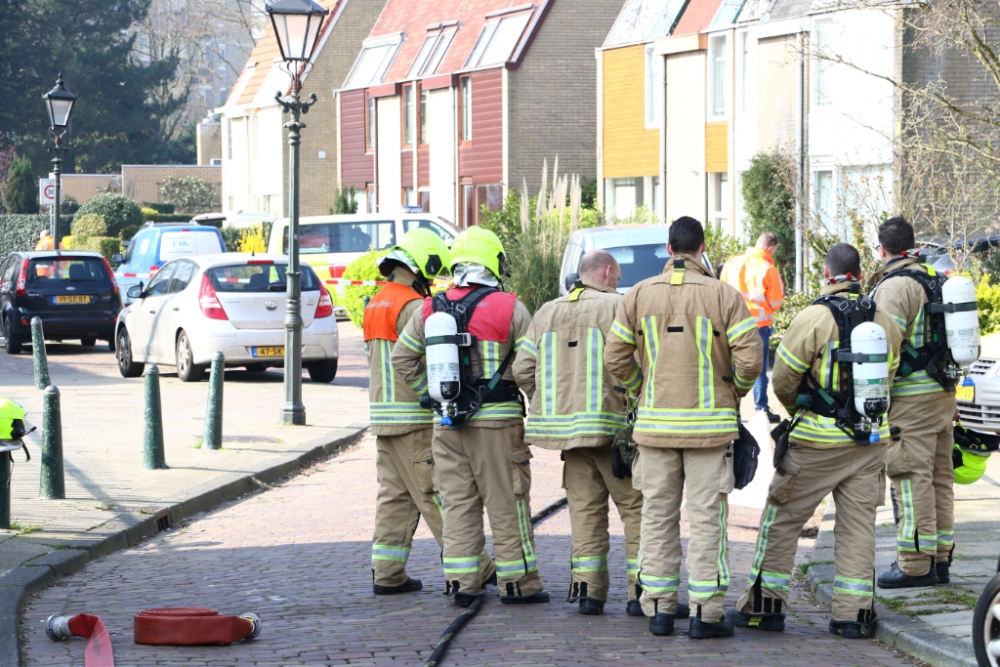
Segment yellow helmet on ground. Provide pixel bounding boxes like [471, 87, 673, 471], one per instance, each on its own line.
[378, 228, 451, 280]
[952, 425, 1000, 484]
[449, 227, 508, 278]
[0, 398, 27, 441]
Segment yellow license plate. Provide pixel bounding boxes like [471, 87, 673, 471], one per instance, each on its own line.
[956, 383, 975, 402]
[253, 346, 284, 358]
[54, 295, 90, 304]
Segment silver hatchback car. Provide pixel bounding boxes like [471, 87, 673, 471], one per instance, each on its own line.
[559, 225, 715, 295]
[957, 334, 1000, 433]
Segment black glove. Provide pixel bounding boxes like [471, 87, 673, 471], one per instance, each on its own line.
[612, 445, 633, 479]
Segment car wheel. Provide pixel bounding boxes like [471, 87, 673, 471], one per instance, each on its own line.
[307, 359, 338, 383]
[973, 573, 1000, 667]
[80, 337, 96, 347]
[116, 327, 144, 378]
[175, 330, 205, 382]
[244, 363, 267, 373]
[3, 316, 22, 355]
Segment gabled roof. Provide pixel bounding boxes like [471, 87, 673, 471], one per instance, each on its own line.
[227, 0, 344, 109]
[673, 0, 725, 35]
[344, 0, 550, 90]
[603, 0, 689, 48]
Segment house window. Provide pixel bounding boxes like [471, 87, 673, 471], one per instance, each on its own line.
[477, 184, 504, 217]
[462, 184, 475, 227]
[367, 186, 376, 214]
[460, 77, 472, 142]
[226, 118, 232, 160]
[345, 39, 401, 89]
[408, 28, 458, 79]
[228, 196, 234, 211]
[402, 84, 415, 147]
[645, 45, 663, 128]
[250, 114, 259, 158]
[365, 92, 376, 152]
[263, 194, 272, 213]
[709, 34, 727, 118]
[605, 178, 640, 220]
[814, 170, 834, 233]
[813, 18, 833, 106]
[419, 87, 428, 145]
[466, 11, 533, 69]
[402, 187, 416, 206]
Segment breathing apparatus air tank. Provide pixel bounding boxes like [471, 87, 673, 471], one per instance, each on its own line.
[850, 321, 890, 440]
[425, 311, 462, 425]
[941, 275, 980, 369]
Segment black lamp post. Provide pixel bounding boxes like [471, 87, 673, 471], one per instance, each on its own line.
[267, 0, 327, 425]
[42, 74, 77, 251]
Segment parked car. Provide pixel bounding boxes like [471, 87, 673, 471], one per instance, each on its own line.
[267, 213, 460, 317]
[956, 333, 1000, 433]
[113, 222, 226, 305]
[114, 254, 338, 383]
[918, 234, 1000, 274]
[559, 225, 716, 295]
[0, 251, 121, 353]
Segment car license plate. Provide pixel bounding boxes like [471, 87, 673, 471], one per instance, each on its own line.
[956, 382, 975, 403]
[253, 346, 284, 358]
[54, 295, 90, 304]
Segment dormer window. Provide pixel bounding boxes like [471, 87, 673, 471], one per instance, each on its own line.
[344, 33, 403, 89]
[408, 24, 458, 78]
[465, 9, 533, 69]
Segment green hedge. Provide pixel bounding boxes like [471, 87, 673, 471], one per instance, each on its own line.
[142, 202, 175, 214]
[76, 194, 143, 237]
[158, 213, 193, 223]
[63, 235, 121, 261]
[0, 214, 49, 257]
[342, 249, 387, 327]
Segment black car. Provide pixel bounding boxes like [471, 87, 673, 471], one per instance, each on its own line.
[0, 251, 121, 354]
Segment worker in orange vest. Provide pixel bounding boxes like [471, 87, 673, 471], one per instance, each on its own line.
[719, 232, 784, 423]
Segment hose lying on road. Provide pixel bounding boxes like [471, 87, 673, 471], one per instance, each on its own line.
[421, 496, 569, 667]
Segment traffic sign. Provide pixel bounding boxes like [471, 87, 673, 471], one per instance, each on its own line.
[38, 179, 62, 206]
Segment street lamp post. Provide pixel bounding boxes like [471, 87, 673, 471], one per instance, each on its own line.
[266, 0, 328, 425]
[42, 74, 77, 250]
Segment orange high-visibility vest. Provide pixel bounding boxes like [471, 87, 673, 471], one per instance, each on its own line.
[362, 282, 422, 342]
[720, 247, 784, 328]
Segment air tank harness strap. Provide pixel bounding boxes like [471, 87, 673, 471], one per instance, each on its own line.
[928, 302, 978, 314]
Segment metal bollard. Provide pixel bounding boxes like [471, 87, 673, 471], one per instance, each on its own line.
[40, 386, 65, 499]
[144, 365, 167, 470]
[0, 450, 10, 529]
[31, 318, 50, 390]
[203, 352, 224, 451]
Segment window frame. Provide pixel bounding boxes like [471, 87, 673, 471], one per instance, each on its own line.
[419, 85, 429, 146]
[402, 83, 415, 148]
[708, 33, 728, 119]
[459, 76, 472, 143]
[813, 17, 834, 107]
[644, 45, 663, 129]
[365, 91, 376, 154]
[465, 11, 532, 70]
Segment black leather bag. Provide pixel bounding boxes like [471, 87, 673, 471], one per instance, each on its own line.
[733, 422, 760, 490]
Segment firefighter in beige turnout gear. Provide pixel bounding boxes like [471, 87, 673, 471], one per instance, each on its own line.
[392, 228, 549, 607]
[365, 229, 495, 594]
[604, 217, 763, 638]
[513, 250, 688, 618]
[725, 243, 903, 639]
[872, 217, 960, 589]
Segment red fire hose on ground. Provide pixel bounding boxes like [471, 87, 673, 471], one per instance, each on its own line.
[46, 607, 262, 666]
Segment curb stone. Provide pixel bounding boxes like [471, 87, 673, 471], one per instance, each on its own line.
[804, 509, 978, 667]
[0, 424, 366, 667]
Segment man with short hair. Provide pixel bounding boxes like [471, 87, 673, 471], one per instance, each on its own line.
[872, 216, 959, 589]
[515, 250, 688, 619]
[720, 232, 785, 423]
[605, 217, 762, 638]
[726, 243, 902, 639]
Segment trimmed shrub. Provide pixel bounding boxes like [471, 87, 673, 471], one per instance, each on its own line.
[0, 213, 49, 255]
[220, 226, 240, 252]
[140, 207, 160, 222]
[160, 176, 218, 214]
[119, 224, 141, 243]
[72, 213, 108, 240]
[977, 278, 1000, 336]
[76, 193, 143, 238]
[342, 249, 387, 327]
[4, 156, 38, 214]
[63, 235, 120, 261]
[741, 151, 797, 288]
[158, 213, 193, 223]
[62, 195, 80, 215]
[141, 202, 175, 214]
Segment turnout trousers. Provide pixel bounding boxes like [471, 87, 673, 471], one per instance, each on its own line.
[736, 443, 884, 622]
[433, 423, 544, 598]
[371, 430, 495, 587]
[634, 444, 733, 620]
[886, 396, 956, 575]
[563, 445, 643, 603]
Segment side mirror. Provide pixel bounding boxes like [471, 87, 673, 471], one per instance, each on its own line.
[564, 272, 579, 291]
[126, 285, 144, 299]
[112, 254, 123, 265]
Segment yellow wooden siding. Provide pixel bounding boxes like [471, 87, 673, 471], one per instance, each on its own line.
[705, 122, 728, 172]
[603, 46, 659, 179]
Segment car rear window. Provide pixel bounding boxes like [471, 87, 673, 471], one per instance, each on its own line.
[606, 244, 670, 288]
[285, 221, 396, 254]
[28, 257, 111, 285]
[206, 263, 320, 292]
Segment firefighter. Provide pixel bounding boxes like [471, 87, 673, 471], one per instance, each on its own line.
[512, 250, 689, 619]
[391, 227, 549, 607]
[872, 217, 959, 588]
[604, 216, 762, 638]
[720, 232, 785, 423]
[725, 243, 903, 639]
[364, 228, 495, 595]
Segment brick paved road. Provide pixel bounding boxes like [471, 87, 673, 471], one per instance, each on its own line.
[20, 434, 918, 667]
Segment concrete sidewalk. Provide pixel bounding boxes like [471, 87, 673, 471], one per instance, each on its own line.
[0, 323, 371, 667]
[804, 454, 1000, 667]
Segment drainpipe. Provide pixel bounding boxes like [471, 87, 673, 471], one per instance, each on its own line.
[795, 31, 805, 293]
[662, 53, 668, 223]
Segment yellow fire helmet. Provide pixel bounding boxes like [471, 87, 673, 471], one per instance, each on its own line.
[0, 398, 27, 441]
[378, 228, 451, 280]
[449, 227, 508, 278]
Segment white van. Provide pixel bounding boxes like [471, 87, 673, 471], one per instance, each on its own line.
[266, 213, 459, 317]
